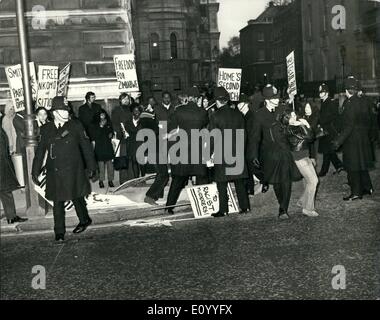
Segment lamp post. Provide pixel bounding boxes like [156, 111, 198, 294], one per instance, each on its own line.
[15, 0, 42, 217]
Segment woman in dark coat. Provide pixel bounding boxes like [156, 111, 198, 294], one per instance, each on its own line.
[0, 115, 27, 224]
[89, 110, 115, 188]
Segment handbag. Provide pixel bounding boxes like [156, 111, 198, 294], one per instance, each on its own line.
[113, 141, 129, 171]
[287, 125, 315, 152]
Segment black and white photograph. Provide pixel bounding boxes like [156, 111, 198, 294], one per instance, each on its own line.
[0, 0, 379, 307]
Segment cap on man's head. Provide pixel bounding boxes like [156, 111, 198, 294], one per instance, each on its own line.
[50, 96, 70, 112]
[319, 83, 329, 93]
[344, 77, 359, 90]
[239, 93, 249, 104]
[187, 86, 199, 97]
[263, 84, 279, 99]
[214, 86, 229, 100]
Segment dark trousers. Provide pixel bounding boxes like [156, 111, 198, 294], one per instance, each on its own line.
[320, 152, 343, 174]
[53, 197, 90, 235]
[166, 175, 209, 207]
[347, 170, 373, 196]
[146, 164, 169, 200]
[217, 179, 250, 214]
[246, 161, 265, 194]
[273, 180, 292, 211]
[0, 191, 17, 220]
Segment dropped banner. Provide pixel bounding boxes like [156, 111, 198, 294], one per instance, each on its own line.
[286, 51, 297, 97]
[114, 54, 139, 93]
[5, 62, 38, 112]
[36, 65, 59, 109]
[57, 63, 71, 97]
[186, 183, 238, 218]
[217, 68, 242, 101]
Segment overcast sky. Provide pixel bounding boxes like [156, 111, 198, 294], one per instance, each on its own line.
[218, 0, 268, 48]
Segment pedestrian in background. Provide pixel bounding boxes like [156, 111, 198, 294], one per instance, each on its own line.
[1, 101, 17, 155]
[35, 107, 50, 128]
[90, 110, 115, 189]
[78, 92, 103, 139]
[0, 113, 27, 224]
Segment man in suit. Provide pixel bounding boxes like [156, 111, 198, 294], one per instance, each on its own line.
[317, 84, 344, 177]
[209, 87, 250, 217]
[78, 91, 103, 139]
[248, 84, 298, 219]
[111, 93, 133, 184]
[165, 92, 209, 214]
[332, 77, 375, 201]
[32, 96, 97, 241]
[144, 91, 175, 205]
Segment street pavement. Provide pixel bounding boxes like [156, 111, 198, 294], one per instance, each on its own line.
[1, 153, 380, 300]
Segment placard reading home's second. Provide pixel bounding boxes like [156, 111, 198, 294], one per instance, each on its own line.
[217, 68, 242, 101]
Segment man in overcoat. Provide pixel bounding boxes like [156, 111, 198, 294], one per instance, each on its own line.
[332, 77, 375, 201]
[165, 92, 209, 214]
[248, 84, 300, 219]
[209, 87, 250, 217]
[317, 83, 344, 176]
[32, 96, 97, 241]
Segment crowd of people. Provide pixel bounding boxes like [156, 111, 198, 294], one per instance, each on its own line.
[0, 75, 379, 241]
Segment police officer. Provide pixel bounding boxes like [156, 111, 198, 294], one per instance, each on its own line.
[317, 83, 344, 177]
[210, 87, 250, 217]
[32, 96, 97, 241]
[332, 77, 376, 201]
[165, 91, 209, 214]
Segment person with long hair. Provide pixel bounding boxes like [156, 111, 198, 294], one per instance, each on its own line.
[280, 110, 319, 217]
[89, 109, 115, 189]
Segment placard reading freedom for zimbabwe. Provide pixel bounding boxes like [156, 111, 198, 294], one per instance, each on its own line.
[114, 54, 139, 93]
[36, 65, 59, 110]
[186, 183, 239, 218]
[217, 68, 242, 101]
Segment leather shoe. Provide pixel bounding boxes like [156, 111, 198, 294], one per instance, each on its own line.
[318, 171, 327, 177]
[261, 184, 269, 193]
[55, 234, 65, 242]
[144, 196, 157, 206]
[73, 218, 92, 234]
[108, 181, 115, 188]
[99, 181, 104, 188]
[333, 167, 345, 175]
[165, 208, 174, 215]
[211, 212, 227, 218]
[7, 215, 28, 224]
[278, 208, 290, 220]
[343, 194, 362, 201]
[362, 189, 374, 196]
[239, 209, 251, 215]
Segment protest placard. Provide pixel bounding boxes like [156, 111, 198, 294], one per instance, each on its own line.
[57, 63, 71, 97]
[217, 68, 242, 101]
[36, 65, 59, 109]
[186, 183, 239, 218]
[114, 54, 139, 93]
[286, 51, 297, 97]
[5, 62, 38, 112]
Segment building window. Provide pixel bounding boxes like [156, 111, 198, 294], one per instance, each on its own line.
[170, 33, 178, 59]
[258, 49, 265, 61]
[258, 32, 264, 42]
[150, 33, 160, 61]
[152, 77, 162, 91]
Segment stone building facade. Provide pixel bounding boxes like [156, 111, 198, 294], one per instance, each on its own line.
[131, 0, 220, 100]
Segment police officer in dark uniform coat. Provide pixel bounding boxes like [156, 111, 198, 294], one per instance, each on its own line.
[165, 92, 209, 214]
[248, 84, 301, 219]
[333, 78, 375, 201]
[317, 83, 344, 176]
[209, 87, 250, 217]
[32, 96, 97, 241]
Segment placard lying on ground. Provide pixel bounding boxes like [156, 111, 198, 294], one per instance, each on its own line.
[57, 63, 71, 97]
[5, 62, 38, 112]
[286, 51, 297, 97]
[186, 183, 239, 218]
[217, 68, 242, 101]
[36, 65, 59, 109]
[114, 54, 139, 93]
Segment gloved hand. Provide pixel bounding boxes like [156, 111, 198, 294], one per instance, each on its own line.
[32, 174, 40, 186]
[86, 169, 96, 180]
[331, 140, 340, 151]
[253, 158, 260, 168]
